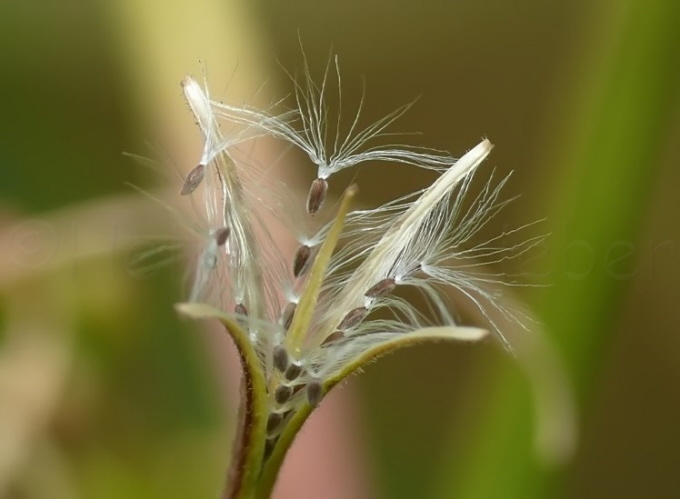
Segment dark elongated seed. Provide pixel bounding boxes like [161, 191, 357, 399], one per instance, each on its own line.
[234, 303, 248, 316]
[338, 307, 368, 330]
[264, 437, 277, 460]
[321, 331, 344, 347]
[273, 345, 289, 372]
[365, 277, 396, 298]
[266, 413, 283, 434]
[306, 379, 323, 407]
[274, 385, 293, 405]
[307, 178, 328, 215]
[284, 364, 302, 381]
[214, 227, 230, 247]
[281, 302, 296, 330]
[292, 245, 312, 277]
[266, 410, 291, 436]
[180, 164, 206, 195]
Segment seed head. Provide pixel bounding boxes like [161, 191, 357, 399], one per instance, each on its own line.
[176, 61, 538, 429]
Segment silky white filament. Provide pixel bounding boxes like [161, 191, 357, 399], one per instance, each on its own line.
[178, 62, 535, 414]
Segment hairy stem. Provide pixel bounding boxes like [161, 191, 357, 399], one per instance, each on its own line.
[176, 303, 268, 499]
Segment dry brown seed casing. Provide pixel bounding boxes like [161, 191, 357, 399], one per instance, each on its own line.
[338, 307, 369, 330]
[306, 178, 328, 215]
[214, 227, 230, 247]
[280, 302, 297, 330]
[274, 385, 293, 405]
[321, 331, 345, 347]
[180, 164, 206, 195]
[292, 244, 312, 277]
[284, 364, 302, 381]
[306, 379, 323, 407]
[273, 345, 289, 372]
[365, 278, 396, 298]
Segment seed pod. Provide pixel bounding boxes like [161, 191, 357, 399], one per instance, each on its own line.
[281, 302, 296, 330]
[365, 277, 396, 299]
[273, 345, 289, 373]
[274, 385, 293, 405]
[292, 245, 312, 277]
[306, 379, 323, 407]
[180, 164, 206, 195]
[214, 227, 230, 247]
[306, 178, 328, 215]
[284, 364, 302, 381]
[321, 331, 344, 347]
[338, 307, 368, 330]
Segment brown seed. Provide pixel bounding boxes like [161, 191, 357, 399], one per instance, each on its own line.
[180, 164, 206, 195]
[306, 178, 328, 215]
[365, 277, 396, 298]
[338, 307, 368, 330]
[321, 331, 345, 347]
[273, 345, 289, 373]
[214, 227, 230, 247]
[281, 302, 296, 330]
[266, 413, 283, 434]
[292, 245, 312, 277]
[284, 364, 302, 381]
[234, 303, 248, 316]
[306, 379, 323, 407]
[274, 385, 293, 405]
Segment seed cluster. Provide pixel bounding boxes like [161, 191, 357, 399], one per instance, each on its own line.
[177, 68, 529, 469]
[263, 343, 323, 458]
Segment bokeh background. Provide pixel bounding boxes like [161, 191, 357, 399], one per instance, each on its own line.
[1, 0, 679, 498]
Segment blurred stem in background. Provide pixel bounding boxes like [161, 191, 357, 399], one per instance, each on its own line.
[440, 0, 680, 498]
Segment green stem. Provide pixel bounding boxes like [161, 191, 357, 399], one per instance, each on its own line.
[255, 406, 314, 499]
[176, 303, 268, 499]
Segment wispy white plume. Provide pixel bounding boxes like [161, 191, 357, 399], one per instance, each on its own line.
[210, 54, 457, 214]
[176, 61, 539, 443]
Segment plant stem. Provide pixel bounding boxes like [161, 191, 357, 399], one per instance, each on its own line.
[175, 304, 268, 499]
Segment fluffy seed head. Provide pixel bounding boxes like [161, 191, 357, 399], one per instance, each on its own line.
[176, 61, 538, 422]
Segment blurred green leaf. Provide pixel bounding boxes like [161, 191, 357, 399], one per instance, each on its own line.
[438, 0, 680, 498]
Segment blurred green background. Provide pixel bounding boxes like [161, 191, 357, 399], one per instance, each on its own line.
[1, 0, 678, 498]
